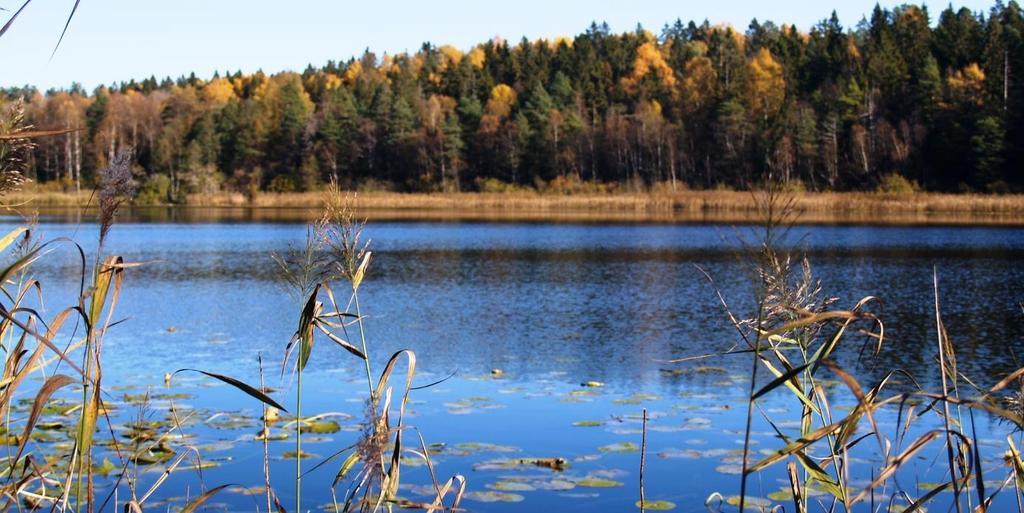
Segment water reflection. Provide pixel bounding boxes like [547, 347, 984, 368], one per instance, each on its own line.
[9, 204, 1024, 226]
[9, 220, 1023, 389]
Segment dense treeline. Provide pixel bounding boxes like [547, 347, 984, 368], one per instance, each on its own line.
[4, 2, 1024, 198]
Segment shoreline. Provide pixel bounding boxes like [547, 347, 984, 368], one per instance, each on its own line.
[4, 190, 1024, 225]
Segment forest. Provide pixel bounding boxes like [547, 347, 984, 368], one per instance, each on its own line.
[3, 1, 1023, 199]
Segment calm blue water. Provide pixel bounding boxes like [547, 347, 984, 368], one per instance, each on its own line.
[5, 218, 1024, 512]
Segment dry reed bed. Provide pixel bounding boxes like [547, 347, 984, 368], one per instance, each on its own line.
[191, 190, 1024, 214]
[7, 189, 1024, 225]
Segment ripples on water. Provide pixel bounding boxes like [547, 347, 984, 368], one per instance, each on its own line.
[5, 217, 1023, 512]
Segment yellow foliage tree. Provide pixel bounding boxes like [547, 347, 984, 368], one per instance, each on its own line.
[202, 78, 236, 106]
[485, 84, 517, 118]
[342, 61, 363, 85]
[745, 47, 786, 121]
[468, 47, 486, 69]
[680, 56, 718, 113]
[947, 63, 986, 107]
[438, 45, 464, 72]
[623, 42, 677, 93]
[322, 74, 343, 91]
[547, 36, 573, 49]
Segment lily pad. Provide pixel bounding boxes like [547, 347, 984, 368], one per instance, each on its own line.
[612, 393, 661, 405]
[576, 477, 624, 488]
[487, 481, 535, 492]
[463, 491, 524, 503]
[657, 449, 702, 459]
[533, 479, 576, 491]
[132, 444, 175, 465]
[255, 428, 290, 441]
[454, 442, 519, 453]
[300, 420, 341, 434]
[94, 458, 118, 476]
[637, 500, 676, 510]
[694, 366, 728, 374]
[228, 486, 268, 496]
[281, 450, 317, 459]
[598, 442, 639, 453]
[725, 496, 772, 511]
[714, 464, 744, 475]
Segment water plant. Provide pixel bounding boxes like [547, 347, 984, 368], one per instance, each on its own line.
[697, 185, 1024, 513]
[268, 185, 464, 512]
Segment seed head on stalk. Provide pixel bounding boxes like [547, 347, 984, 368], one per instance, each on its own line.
[97, 148, 136, 250]
[320, 183, 370, 288]
[0, 101, 33, 196]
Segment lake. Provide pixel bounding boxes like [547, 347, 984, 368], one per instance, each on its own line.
[6, 213, 1024, 512]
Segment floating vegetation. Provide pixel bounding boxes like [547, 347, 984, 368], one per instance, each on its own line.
[598, 442, 639, 453]
[612, 393, 661, 405]
[123, 392, 192, 403]
[568, 389, 602, 398]
[474, 457, 568, 471]
[648, 425, 686, 433]
[281, 450, 317, 459]
[132, 443, 176, 465]
[463, 491, 525, 503]
[206, 412, 258, 430]
[298, 420, 341, 434]
[94, 458, 118, 476]
[487, 481, 535, 492]
[438, 442, 519, 457]
[575, 477, 624, 488]
[637, 499, 676, 510]
[681, 416, 713, 430]
[255, 428, 290, 441]
[532, 479, 576, 491]
[172, 460, 221, 472]
[228, 486, 269, 496]
[725, 496, 772, 511]
[399, 456, 427, 467]
[444, 396, 503, 415]
[693, 366, 728, 374]
[657, 448, 702, 459]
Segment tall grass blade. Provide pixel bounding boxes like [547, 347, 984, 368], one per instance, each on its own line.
[173, 369, 287, 411]
[13, 373, 75, 462]
[0, 0, 30, 38]
[49, 0, 80, 59]
[179, 484, 232, 513]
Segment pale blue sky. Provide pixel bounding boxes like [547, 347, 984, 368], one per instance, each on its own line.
[1, 0, 997, 91]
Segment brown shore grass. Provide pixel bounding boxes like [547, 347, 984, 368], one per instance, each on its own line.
[4, 188, 1024, 225]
